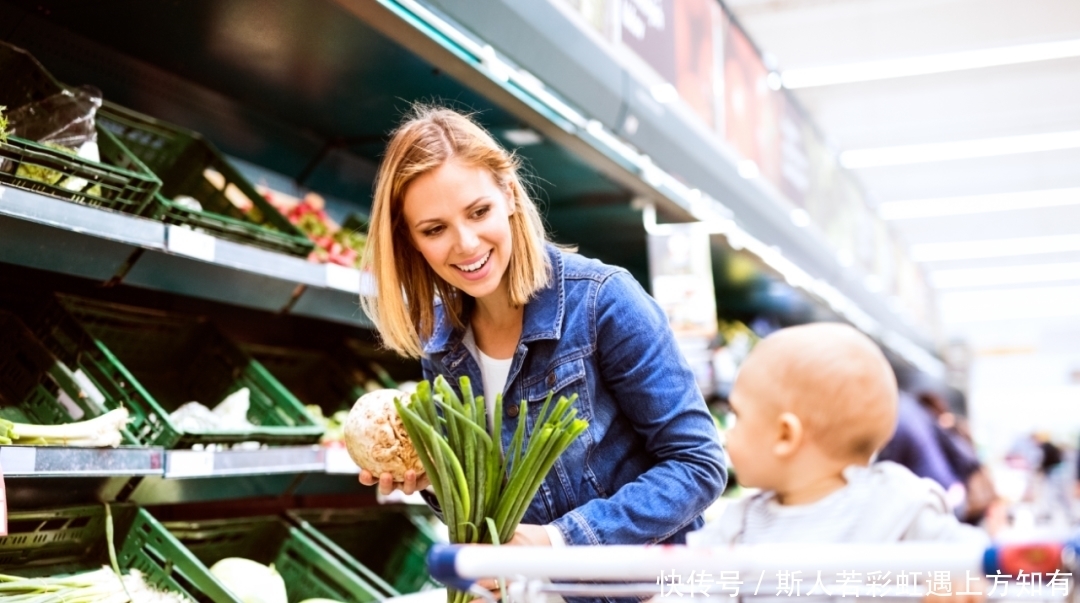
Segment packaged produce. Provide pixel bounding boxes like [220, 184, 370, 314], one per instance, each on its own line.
[0, 566, 194, 603]
[209, 557, 288, 603]
[261, 187, 367, 268]
[0, 407, 129, 447]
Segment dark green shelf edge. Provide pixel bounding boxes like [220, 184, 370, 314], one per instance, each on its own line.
[0, 184, 374, 328]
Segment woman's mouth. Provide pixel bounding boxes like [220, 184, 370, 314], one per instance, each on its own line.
[454, 251, 492, 274]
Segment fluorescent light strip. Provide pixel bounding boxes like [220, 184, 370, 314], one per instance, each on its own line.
[841, 130, 1080, 169]
[911, 234, 1080, 262]
[782, 38, 1080, 89]
[880, 188, 1080, 220]
[939, 285, 1080, 323]
[931, 262, 1080, 289]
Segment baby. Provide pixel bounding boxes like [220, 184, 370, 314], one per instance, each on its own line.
[689, 323, 987, 599]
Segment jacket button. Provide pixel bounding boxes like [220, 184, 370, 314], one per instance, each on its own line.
[546, 373, 556, 387]
[507, 404, 520, 418]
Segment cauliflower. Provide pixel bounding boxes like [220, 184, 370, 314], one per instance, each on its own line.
[344, 389, 424, 481]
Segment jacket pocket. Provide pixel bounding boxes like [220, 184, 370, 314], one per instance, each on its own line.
[523, 356, 589, 419]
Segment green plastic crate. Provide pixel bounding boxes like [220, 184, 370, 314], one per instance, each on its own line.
[242, 343, 378, 417]
[0, 309, 134, 437]
[18, 293, 323, 449]
[0, 42, 161, 215]
[162, 515, 386, 603]
[96, 102, 315, 257]
[288, 507, 443, 595]
[0, 504, 240, 603]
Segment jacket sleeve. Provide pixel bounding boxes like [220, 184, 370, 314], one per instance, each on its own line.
[551, 270, 728, 545]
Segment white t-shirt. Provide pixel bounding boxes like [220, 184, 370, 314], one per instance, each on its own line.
[461, 328, 511, 428]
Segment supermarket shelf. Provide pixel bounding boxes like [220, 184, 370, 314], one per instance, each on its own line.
[165, 446, 327, 478]
[0, 445, 164, 477]
[0, 184, 373, 327]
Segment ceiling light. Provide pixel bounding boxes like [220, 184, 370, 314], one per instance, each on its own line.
[911, 234, 1080, 262]
[879, 187, 1080, 220]
[737, 160, 760, 179]
[789, 208, 811, 227]
[930, 262, 1080, 289]
[781, 37, 1080, 89]
[939, 285, 1080, 323]
[501, 128, 543, 146]
[650, 83, 679, 104]
[841, 130, 1080, 169]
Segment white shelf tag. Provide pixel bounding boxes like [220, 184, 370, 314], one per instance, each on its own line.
[166, 450, 215, 477]
[324, 447, 359, 474]
[325, 263, 361, 293]
[167, 225, 216, 262]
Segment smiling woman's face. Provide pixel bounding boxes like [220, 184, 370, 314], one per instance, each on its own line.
[401, 158, 515, 302]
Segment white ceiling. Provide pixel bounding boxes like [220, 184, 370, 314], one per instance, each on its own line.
[725, 0, 1080, 355]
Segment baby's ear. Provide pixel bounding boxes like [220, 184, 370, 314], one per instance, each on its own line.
[774, 412, 803, 457]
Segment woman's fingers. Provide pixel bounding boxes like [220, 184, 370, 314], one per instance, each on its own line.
[378, 471, 396, 495]
[403, 470, 418, 495]
[358, 469, 430, 495]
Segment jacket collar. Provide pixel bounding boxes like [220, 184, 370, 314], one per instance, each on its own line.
[422, 244, 564, 356]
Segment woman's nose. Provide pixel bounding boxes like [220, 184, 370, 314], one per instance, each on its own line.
[454, 224, 480, 253]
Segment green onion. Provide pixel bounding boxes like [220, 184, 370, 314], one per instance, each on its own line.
[394, 375, 588, 603]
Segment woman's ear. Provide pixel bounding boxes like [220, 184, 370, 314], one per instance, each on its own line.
[774, 412, 803, 458]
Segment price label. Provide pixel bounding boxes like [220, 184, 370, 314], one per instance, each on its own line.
[166, 450, 215, 478]
[325, 263, 361, 293]
[324, 447, 359, 474]
[167, 225, 216, 262]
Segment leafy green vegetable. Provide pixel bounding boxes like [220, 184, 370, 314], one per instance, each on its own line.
[394, 376, 588, 603]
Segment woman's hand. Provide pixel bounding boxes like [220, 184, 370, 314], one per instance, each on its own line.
[507, 523, 552, 546]
[469, 525, 552, 602]
[357, 469, 430, 495]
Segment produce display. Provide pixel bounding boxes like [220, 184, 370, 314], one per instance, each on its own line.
[0, 408, 129, 447]
[345, 377, 588, 603]
[0, 104, 8, 142]
[305, 405, 349, 446]
[0, 567, 194, 603]
[261, 188, 367, 268]
[209, 558, 287, 603]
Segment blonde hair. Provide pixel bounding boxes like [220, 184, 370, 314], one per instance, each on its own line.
[360, 106, 551, 358]
[750, 323, 899, 462]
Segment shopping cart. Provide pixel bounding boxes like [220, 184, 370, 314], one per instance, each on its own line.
[428, 537, 1080, 603]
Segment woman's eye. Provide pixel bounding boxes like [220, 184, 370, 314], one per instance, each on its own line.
[423, 226, 444, 237]
[472, 206, 490, 219]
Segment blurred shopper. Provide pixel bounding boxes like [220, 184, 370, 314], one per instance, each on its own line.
[877, 373, 997, 525]
[690, 323, 987, 602]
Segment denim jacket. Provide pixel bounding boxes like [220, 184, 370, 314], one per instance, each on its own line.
[421, 245, 727, 549]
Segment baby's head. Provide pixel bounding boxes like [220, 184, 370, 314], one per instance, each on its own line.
[726, 323, 898, 493]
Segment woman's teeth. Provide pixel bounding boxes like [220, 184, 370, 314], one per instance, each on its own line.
[457, 251, 491, 273]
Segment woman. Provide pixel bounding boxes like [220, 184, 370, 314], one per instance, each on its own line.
[358, 106, 725, 548]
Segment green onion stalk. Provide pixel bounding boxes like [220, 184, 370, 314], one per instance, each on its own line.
[395, 376, 588, 603]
